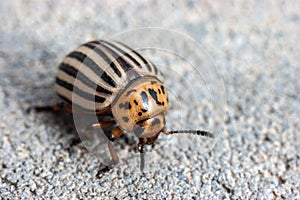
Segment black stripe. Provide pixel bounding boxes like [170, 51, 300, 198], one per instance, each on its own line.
[67, 51, 117, 87]
[94, 41, 133, 72]
[59, 63, 113, 95]
[57, 94, 72, 104]
[148, 88, 162, 105]
[103, 41, 143, 69]
[113, 41, 153, 72]
[59, 62, 78, 77]
[83, 43, 122, 78]
[140, 91, 149, 110]
[152, 63, 158, 75]
[56, 78, 106, 103]
[131, 50, 153, 72]
[58, 94, 102, 113]
[160, 85, 165, 94]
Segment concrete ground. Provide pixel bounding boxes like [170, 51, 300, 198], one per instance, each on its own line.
[0, 1, 299, 199]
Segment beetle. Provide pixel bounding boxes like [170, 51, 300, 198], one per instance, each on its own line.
[34, 40, 214, 174]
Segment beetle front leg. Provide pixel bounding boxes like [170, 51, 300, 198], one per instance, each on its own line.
[137, 134, 160, 173]
[138, 138, 146, 173]
[95, 126, 123, 176]
[96, 141, 120, 176]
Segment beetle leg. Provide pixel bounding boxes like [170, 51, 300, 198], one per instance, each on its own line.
[138, 138, 146, 173]
[92, 125, 122, 160]
[93, 124, 123, 142]
[96, 142, 120, 177]
[96, 127, 123, 177]
[96, 140, 121, 177]
[137, 134, 159, 172]
[107, 141, 119, 165]
[96, 163, 111, 176]
[110, 126, 123, 141]
[151, 143, 155, 149]
[105, 127, 122, 166]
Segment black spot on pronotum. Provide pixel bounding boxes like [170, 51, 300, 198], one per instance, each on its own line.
[148, 88, 157, 102]
[158, 89, 161, 94]
[161, 85, 165, 94]
[151, 81, 157, 84]
[134, 100, 138, 105]
[122, 117, 129, 122]
[151, 118, 160, 126]
[119, 102, 132, 110]
[140, 91, 149, 109]
[141, 108, 148, 113]
[148, 88, 162, 105]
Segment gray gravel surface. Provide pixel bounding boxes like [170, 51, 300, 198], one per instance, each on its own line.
[0, 1, 299, 199]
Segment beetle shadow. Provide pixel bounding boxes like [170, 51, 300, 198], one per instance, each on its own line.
[25, 95, 84, 153]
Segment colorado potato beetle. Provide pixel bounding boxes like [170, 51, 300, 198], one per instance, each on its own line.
[35, 40, 214, 174]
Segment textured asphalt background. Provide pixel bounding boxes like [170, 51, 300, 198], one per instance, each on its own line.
[0, 1, 299, 199]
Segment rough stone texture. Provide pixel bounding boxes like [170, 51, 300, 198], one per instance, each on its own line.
[0, 1, 299, 199]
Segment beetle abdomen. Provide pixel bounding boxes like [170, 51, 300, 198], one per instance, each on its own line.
[55, 40, 162, 112]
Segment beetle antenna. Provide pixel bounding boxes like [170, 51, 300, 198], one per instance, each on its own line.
[162, 130, 214, 138]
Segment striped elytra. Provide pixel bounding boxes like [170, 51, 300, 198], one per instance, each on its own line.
[52, 40, 214, 173]
[55, 40, 164, 113]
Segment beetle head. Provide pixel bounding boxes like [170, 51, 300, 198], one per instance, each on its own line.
[112, 76, 168, 139]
